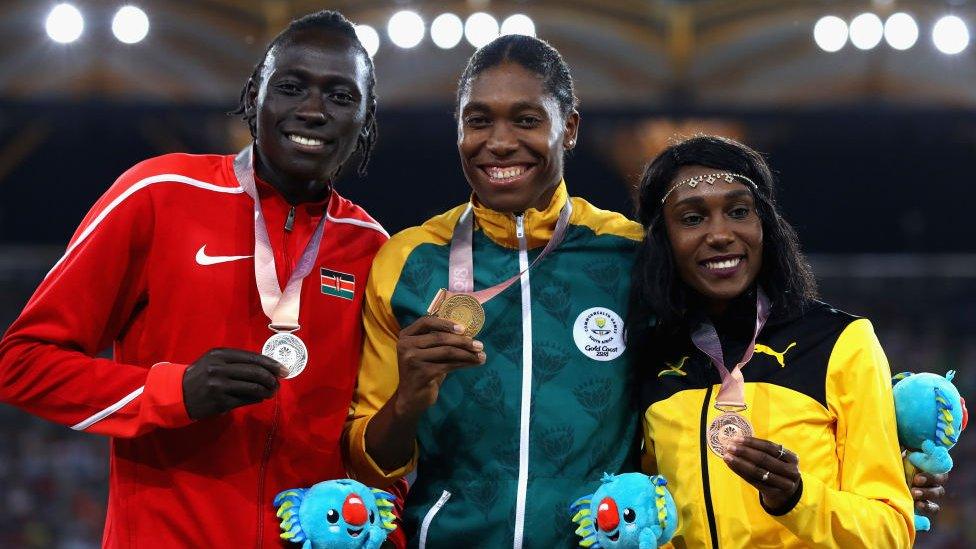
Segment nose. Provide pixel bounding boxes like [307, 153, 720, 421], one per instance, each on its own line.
[705, 218, 735, 248]
[341, 493, 368, 526]
[486, 122, 517, 157]
[596, 496, 620, 532]
[295, 93, 327, 125]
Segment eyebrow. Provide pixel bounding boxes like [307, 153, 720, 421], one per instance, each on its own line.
[461, 100, 547, 115]
[273, 68, 361, 89]
[671, 188, 754, 208]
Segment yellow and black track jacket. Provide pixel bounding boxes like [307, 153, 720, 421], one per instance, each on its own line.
[640, 299, 915, 548]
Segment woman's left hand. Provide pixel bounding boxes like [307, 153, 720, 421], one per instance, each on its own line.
[912, 472, 948, 518]
[724, 436, 801, 510]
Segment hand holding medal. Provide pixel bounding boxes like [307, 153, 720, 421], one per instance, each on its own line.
[393, 316, 486, 417]
[722, 436, 801, 511]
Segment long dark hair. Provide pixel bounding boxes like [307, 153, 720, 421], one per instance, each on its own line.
[229, 10, 377, 177]
[626, 135, 817, 348]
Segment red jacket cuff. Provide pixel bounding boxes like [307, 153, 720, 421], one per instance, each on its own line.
[142, 362, 192, 429]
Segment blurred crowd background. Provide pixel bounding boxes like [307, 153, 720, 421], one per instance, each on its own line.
[0, 0, 973, 547]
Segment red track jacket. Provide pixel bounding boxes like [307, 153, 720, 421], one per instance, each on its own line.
[0, 152, 393, 547]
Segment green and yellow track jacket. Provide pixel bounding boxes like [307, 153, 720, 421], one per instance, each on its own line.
[345, 182, 643, 548]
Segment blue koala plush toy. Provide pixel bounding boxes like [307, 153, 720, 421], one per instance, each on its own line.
[892, 370, 968, 532]
[274, 479, 397, 549]
[570, 473, 678, 548]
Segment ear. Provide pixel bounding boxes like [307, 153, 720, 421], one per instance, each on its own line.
[563, 109, 580, 150]
[244, 77, 259, 116]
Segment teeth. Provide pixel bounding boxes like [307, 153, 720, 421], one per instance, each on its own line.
[705, 257, 742, 270]
[288, 134, 324, 146]
[486, 166, 527, 180]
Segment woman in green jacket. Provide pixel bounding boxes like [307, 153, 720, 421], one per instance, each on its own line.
[344, 35, 643, 547]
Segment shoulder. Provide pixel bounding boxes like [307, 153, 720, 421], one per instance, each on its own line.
[327, 191, 390, 253]
[70, 153, 240, 245]
[367, 203, 466, 293]
[113, 153, 241, 193]
[568, 196, 643, 242]
[786, 300, 862, 334]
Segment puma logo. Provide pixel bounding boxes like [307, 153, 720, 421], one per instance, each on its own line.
[658, 356, 689, 377]
[754, 342, 796, 367]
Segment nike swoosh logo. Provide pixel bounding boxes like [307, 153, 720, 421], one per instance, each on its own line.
[195, 245, 253, 266]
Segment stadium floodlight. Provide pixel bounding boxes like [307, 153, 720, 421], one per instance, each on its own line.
[813, 16, 848, 52]
[388, 10, 425, 49]
[849, 13, 884, 50]
[45, 3, 84, 44]
[884, 13, 918, 50]
[465, 12, 499, 48]
[501, 14, 536, 37]
[355, 24, 380, 57]
[112, 6, 150, 44]
[933, 15, 970, 55]
[431, 13, 463, 49]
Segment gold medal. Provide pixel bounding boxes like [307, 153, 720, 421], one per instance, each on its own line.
[428, 290, 485, 337]
[707, 412, 754, 457]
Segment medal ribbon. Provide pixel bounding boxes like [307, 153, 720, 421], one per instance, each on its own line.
[233, 147, 328, 333]
[445, 199, 572, 305]
[690, 289, 771, 412]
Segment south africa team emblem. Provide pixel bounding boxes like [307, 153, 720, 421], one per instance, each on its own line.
[573, 307, 625, 362]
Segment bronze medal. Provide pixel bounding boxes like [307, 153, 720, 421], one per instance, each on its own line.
[707, 412, 754, 457]
[428, 290, 485, 337]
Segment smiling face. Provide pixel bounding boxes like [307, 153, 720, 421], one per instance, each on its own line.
[663, 165, 763, 314]
[457, 61, 579, 213]
[247, 29, 370, 191]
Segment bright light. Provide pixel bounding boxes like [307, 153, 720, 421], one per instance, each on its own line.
[387, 10, 424, 49]
[501, 14, 536, 37]
[431, 13, 463, 49]
[45, 3, 83, 44]
[465, 12, 499, 48]
[355, 25, 380, 57]
[813, 15, 848, 52]
[933, 15, 970, 55]
[112, 6, 149, 44]
[884, 13, 918, 50]
[849, 13, 884, 50]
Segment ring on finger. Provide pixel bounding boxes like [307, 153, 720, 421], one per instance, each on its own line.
[776, 444, 785, 460]
[760, 469, 770, 482]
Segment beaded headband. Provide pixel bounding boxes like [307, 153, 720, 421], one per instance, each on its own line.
[661, 171, 758, 205]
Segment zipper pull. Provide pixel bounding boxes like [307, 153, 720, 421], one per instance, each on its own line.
[284, 206, 296, 232]
[515, 214, 524, 239]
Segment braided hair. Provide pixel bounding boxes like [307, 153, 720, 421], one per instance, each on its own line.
[230, 10, 377, 177]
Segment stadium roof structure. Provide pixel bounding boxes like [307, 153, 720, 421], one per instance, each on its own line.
[0, 0, 973, 107]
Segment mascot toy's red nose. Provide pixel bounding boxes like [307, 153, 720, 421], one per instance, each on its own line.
[597, 496, 619, 532]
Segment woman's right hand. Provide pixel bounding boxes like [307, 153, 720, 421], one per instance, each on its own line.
[393, 316, 486, 418]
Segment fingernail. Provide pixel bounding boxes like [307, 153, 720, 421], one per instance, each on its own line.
[722, 452, 734, 462]
[914, 474, 924, 484]
[732, 436, 745, 443]
[472, 340, 484, 351]
[454, 324, 465, 334]
[912, 489, 923, 497]
[726, 444, 737, 454]
[478, 352, 487, 362]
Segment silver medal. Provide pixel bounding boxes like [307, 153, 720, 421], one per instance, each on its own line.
[262, 332, 308, 379]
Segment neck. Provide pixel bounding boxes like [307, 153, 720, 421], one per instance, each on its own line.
[254, 148, 332, 205]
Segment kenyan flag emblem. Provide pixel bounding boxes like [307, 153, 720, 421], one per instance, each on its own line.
[321, 268, 355, 300]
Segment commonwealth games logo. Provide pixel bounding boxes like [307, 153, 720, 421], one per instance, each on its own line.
[573, 307, 625, 362]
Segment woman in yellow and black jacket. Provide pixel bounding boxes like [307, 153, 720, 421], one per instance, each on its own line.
[627, 135, 916, 548]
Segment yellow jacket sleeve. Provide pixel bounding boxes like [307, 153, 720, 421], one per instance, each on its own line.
[772, 319, 915, 548]
[343, 253, 418, 488]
